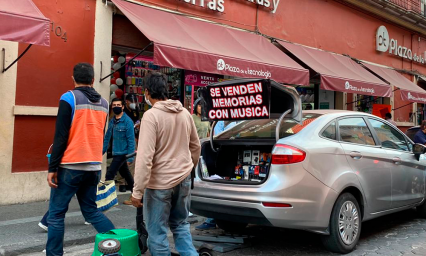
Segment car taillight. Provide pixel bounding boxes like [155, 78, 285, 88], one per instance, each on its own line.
[271, 144, 306, 164]
[262, 202, 292, 208]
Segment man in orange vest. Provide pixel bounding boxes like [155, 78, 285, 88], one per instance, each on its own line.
[45, 63, 115, 256]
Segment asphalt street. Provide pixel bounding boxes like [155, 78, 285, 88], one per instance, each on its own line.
[2, 194, 426, 256]
[0, 193, 141, 256]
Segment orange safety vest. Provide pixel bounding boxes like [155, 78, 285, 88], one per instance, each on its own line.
[61, 90, 109, 165]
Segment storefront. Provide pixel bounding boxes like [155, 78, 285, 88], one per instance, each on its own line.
[108, 0, 426, 124]
[3, 0, 426, 204]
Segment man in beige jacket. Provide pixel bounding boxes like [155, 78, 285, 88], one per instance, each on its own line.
[131, 73, 201, 256]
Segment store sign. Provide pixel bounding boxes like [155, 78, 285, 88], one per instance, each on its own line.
[243, 0, 281, 13]
[184, 70, 221, 86]
[181, 0, 280, 13]
[406, 92, 426, 103]
[203, 81, 271, 120]
[217, 58, 272, 79]
[376, 25, 426, 64]
[183, 0, 225, 12]
[345, 81, 375, 95]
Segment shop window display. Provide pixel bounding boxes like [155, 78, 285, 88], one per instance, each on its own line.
[183, 71, 223, 114]
[110, 53, 182, 119]
[123, 55, 181, 113]
[355, 95, 383, 114]
[296, 87, 315, 110]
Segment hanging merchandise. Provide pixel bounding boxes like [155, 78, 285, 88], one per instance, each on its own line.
[113, 62, 121, 71]
[110, 84, 119, 93]
[118, 56, 126, 64]
[124, 54, 182, 113]
[115, 89, 124, 98]
[116, 78, 124, 86]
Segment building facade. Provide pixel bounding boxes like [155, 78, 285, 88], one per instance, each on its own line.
[1, 0, 426, 204]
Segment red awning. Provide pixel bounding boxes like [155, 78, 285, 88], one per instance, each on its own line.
[0, 0, 50, 46]
[363, 63, 426, 104]
[278, 41, 391, 97]
[111, 0, 309, 85]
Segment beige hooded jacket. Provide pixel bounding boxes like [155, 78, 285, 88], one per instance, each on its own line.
[132, 100, 201, 199]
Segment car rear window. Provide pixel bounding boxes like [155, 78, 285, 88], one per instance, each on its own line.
[216, 113, 322, 140]
[322, 121, 336, 140]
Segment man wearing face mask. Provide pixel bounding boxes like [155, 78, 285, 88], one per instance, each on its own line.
[131, 73, 201, 256]
[117, 93, 140, 193]
[124, 93, 140, 124]
[103, 98, 136, 205]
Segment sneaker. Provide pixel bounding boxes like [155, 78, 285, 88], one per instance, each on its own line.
[188, 212, 194, 217]
[84, 221, 90, 225]
[38, 222, 48, 232]
[195, 222, 216, 230]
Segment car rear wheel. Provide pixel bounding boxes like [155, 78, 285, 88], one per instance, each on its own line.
[321, 193, 361, 254]
[216, 220, 248, 233]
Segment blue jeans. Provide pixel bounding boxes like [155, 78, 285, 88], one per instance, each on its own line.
[46, 168, 115, 256]
[143, 175, 197, 256]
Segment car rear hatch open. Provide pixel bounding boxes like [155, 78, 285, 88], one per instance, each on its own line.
[197, 78, 303, 185]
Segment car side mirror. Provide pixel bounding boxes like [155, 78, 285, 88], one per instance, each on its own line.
[413, 143, 426, 160]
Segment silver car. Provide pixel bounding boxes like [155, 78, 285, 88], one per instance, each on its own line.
[191, 110, 426, 254]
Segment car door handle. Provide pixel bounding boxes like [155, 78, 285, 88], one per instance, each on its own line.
[392, 157, 401, 165]
[349, 151, 362, 160]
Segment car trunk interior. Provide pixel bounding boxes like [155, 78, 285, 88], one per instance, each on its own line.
[198, 79, 303, 185]
[200, 140, 275, 184]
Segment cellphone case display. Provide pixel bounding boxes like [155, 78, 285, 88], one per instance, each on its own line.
[124, 55, 181, 112]
[252, 150, 260, 165]
[230, 151, 271, 182]
[243, 150, 252, 165]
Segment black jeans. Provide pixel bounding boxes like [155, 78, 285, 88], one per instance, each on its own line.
[105, 155, 134, 192]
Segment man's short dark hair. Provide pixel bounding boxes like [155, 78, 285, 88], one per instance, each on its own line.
[145, 72, 168, 100]
[73, 63, 94, 85]
[126, 93, 137, 102]
[111, 98, 123, 105]
[385, 113, 392, 119]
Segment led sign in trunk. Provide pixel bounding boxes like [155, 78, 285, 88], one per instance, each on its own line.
[201, 79, 271, 121]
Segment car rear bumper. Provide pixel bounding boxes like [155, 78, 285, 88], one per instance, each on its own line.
[191, 198, 273, 226]
[191, 166, 338, 234]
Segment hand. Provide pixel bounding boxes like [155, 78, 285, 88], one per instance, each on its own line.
[131, 196, 143, 208]
[47, 172, 58, 188]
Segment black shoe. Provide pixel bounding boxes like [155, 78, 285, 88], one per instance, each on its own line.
[119, 185, 127, 193]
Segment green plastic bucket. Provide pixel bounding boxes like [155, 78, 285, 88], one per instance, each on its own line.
[93, 229, 141, 256]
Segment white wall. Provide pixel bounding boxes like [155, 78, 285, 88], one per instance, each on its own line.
[93, 0, 113, 177]
[0, 41, 50, 205]
[0, 0, 114, 205]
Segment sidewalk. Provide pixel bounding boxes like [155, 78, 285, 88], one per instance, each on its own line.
[0, 192, 204, 256]
[19, 244, 94, 256]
